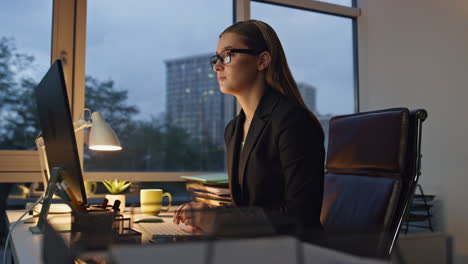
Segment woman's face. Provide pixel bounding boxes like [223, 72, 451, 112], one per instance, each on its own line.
[213, 32, 260, 95]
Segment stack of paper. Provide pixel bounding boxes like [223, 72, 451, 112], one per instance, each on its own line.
[181, 174, 231, 206]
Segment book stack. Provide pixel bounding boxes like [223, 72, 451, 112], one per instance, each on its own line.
[181, 174, 232, 207]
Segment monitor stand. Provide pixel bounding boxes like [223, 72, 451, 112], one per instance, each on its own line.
[30, 167, 68, 234]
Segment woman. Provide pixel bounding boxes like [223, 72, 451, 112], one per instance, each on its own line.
[173, 20, 325, 234]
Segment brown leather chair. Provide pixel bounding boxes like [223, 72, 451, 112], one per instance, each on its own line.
[320, 108, 427, 258]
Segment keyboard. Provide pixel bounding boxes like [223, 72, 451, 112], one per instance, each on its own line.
[135, 219, 193, 239]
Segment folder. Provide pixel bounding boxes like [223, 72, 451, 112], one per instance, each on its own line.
[185, 182, 230, 197]
[181, 173, 228, 184]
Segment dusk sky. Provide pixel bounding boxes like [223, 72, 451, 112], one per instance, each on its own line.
[1, 0, 355, 121]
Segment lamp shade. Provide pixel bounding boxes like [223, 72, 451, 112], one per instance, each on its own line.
[89, 112, 122, 151]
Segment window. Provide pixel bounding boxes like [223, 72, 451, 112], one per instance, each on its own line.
[319, 0, 353, 7]
[84, 0, 233, 173]
[0, 0, 360, 182]
[0, 1, 53, 150]
[251, 1, 357, 145]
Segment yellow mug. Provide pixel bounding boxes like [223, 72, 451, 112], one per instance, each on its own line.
[84, 181, 97, 196]
[140, 189, 172, 215]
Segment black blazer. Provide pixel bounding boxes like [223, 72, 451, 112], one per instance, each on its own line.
[225, 88, 325, 230]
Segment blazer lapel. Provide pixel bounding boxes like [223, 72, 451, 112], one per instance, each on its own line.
[226, 116, 243, 205]
[238, 88, 281, 188]
[238, 116, 266, 188]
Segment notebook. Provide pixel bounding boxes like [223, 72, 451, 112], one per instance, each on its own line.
[186, 182, 230, 196]
[181, 173, 228, 183]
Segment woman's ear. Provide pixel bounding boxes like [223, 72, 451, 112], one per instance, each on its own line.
[257, 51, 271, 71]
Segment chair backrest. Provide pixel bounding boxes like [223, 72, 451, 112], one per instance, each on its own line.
[320, 107, 427, 257]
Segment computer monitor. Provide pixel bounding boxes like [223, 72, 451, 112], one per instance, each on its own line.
[34, 60, 87, 204]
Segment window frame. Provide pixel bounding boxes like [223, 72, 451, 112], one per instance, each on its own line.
[0, 0, 361, 183]
[0, 0, 86, 182]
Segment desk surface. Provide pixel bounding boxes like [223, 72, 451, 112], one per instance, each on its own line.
[7, 210, 45, 264]
[7, 210, 389, 264]
[6, 209, 175, 264]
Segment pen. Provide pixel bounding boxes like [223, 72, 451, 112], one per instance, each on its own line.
[101, 198, 109, 209]
[112, 200, 121, 212]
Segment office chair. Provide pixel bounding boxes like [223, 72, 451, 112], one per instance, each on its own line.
[320, 108, 427, 258]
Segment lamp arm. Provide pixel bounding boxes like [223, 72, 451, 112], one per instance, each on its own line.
[35, 109, 91, 189]
[73, 119, 92, 133]
[35, 136, 50, 190]
[73, 108, 93, 132]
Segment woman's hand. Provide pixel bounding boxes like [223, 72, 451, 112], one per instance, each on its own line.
[173, 202, 215, 233]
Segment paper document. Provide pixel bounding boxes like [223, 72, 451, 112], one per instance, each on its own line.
[181, 173, 228, 183]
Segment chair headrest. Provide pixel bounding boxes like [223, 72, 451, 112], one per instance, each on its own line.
[326, 108, 410, 178]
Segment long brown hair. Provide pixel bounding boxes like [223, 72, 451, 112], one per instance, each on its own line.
[221, 20, 324, 139]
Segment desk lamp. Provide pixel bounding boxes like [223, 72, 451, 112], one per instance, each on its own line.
[35, 108, 121, 194]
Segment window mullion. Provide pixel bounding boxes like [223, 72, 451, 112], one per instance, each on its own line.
[51, 0, 87, 171]
[254, 0, 360, 18]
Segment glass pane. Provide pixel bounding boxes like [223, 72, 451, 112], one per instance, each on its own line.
[85, 0, 233, 172]
[315, 0, 353, 7]
[0, 1, 52, 150]
[252, 2, 356, 146]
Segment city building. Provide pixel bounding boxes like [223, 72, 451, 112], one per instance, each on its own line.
[165, 53, 234, 147]
[297, 82, 332, 142]
[297, 82, 318, 114]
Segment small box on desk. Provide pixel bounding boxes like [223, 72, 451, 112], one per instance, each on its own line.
[71, 209, 115, 249]
[71, 208, 142, 249]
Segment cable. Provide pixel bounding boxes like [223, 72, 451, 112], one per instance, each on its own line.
[2, 196, 44, 264]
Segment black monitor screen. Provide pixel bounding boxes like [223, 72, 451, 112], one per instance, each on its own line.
[34, 60, 87, 204]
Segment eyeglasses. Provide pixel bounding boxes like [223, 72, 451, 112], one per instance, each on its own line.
[210, 49, 260, 68]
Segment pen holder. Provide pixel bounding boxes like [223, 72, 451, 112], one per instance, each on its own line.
[71, 209, 116, 250]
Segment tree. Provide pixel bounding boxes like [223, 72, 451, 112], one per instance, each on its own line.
[84, 76, 139, 136]
[83, 76, 140, 170]
[0, 37, 39, 150]
[160, 115, 225, 171]
[1, 37, 226, 172]
[0, 37, 17, 110]
[83, 77, 225, 172]
[1, 78, 39, 149]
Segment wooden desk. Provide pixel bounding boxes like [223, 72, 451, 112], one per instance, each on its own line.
[7, 210, 389, 264]
[6, 210, 46, 264]
[5, 208, 175, 263]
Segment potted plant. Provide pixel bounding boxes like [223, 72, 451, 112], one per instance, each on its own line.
[102, 179, 132, 212]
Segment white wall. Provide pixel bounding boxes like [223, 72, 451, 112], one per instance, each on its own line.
[358, 0, 468, 261]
